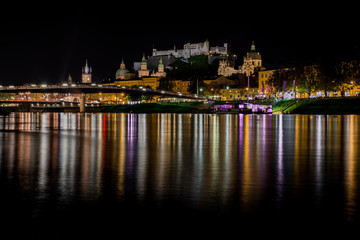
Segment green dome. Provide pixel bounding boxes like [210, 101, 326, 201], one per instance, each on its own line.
[116, 68, 129, 77]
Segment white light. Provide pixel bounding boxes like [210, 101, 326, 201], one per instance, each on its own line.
[91, 83, 96, 86]
[41, 85, 46, 88]
[161, 91, 165, 94]
[122, 86, 126, 89]
[62, 83, 68, 86]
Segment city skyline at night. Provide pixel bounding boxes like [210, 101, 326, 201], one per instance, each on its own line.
[0, 3, 358, 85]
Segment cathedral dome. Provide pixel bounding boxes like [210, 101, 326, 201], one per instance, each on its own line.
[115, 59, 129, 79]
[116, 68, 129, 78]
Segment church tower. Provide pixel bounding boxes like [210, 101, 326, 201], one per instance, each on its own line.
[68, 73, 72, 84]
[82, 60, 92, 83]
[138, 53, 150, 78]
[158, 57, 164, 73]
[241, 41, 262, 76]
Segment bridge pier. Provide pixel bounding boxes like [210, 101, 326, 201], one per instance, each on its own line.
[19, 102, 31, 112]
[80, 93, 86, 113]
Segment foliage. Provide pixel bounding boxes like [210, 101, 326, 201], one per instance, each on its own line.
[295, 65, 321, 96]
[268, 68, 296, 92]
[166, 55, 219, 92]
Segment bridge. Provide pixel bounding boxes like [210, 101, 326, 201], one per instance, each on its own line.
[0, 83, 207, 112]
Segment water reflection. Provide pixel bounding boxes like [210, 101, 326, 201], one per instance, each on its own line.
[0, 112, 360, 225]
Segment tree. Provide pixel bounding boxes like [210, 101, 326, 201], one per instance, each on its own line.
[295, 65, 321, 97]
[334, 60, 360, 96]
[268, 68, 295, 93]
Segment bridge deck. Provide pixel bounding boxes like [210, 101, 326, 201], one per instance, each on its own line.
[0, 84, 205, 100]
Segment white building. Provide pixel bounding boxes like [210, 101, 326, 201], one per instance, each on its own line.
[152, 40, 228, 59]
[218, 60, 240, 76]
[218, 41, 263, 77]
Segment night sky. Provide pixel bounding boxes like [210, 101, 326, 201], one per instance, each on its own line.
[0, 3, 357, 85]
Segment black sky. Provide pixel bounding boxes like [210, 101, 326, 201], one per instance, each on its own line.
[0, 3, 358, 85]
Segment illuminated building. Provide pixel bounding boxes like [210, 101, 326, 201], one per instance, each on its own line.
[138, 54, 150, 78]
[240, 41, 262, 76]
[82, 60, 92, 83]
[217, 60, 240, 76]
[258, 69, 275, 96]
[115, 59, 129, 80]
[108, 77, 161, 90]
[218, 41, 263, 77]
[152, 39, 228, 59]
[150, 57, 167, 78]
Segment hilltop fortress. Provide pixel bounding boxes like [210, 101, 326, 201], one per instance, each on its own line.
[152, 39, 228, 59]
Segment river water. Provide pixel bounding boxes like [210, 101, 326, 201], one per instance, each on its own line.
[0, 112, 359, 238]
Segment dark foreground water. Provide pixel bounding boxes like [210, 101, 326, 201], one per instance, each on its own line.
[1, 112, 360, 238]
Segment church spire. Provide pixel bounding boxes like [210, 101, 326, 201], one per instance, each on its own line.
[68, 73, 72, 84]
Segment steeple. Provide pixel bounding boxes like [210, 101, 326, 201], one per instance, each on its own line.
[158, 57, 164, 73]
[251, 41, 256, 51]
[68, 73, 72, 84]
[81, 60, 92, 83]
[141, 53, 146, 63]
[120, 58, 125, 69]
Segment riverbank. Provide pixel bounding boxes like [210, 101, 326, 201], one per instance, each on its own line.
[102, 102, 212, 113]
[2, 97, 359, 115]
[273, 97, 360, 114]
